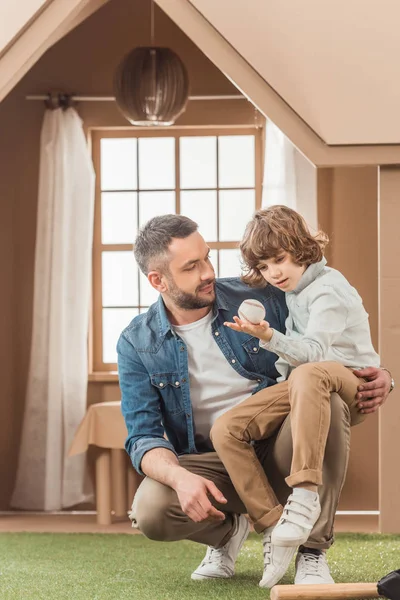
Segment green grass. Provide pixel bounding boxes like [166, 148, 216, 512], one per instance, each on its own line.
[0, 532, 399, 600]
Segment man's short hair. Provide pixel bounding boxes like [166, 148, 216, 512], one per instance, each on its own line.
[134, 214, 198, 275]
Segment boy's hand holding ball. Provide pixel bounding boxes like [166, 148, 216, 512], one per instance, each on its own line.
[224, 299, 274, 342]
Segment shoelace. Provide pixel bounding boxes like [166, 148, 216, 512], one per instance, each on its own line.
[202, 546, 228, 565]
[300, 552, 324, 577]
[201, 546, 232, 575]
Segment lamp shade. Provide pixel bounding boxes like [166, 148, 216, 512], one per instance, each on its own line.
[114, 47, 189, 126]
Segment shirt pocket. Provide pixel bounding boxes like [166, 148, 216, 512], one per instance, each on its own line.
[150, 372, 185, 415]
[242, 337, 263, 370]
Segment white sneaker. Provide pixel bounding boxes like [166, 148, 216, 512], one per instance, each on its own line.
[191, 514, 250, 580]
[295, 547, 334, 584]
[259, 526, 297, 589]
[271, 489, 321, 547]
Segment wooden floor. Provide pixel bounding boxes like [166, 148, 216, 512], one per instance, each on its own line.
[0, 513, 140, 534]
[0, 512, 379, 534]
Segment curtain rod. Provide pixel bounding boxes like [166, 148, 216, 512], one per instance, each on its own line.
[26, 94, 246, 102]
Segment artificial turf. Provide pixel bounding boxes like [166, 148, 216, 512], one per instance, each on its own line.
[0, 532, 399, 599]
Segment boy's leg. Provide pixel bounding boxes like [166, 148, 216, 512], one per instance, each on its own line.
[257, 392, 351, 549]
[286, 361, 365, 488]
[210, 382, 291, 533]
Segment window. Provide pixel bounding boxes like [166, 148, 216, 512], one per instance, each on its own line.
[91, 128, 262, 372]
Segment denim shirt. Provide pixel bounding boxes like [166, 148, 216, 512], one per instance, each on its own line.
[117, 277, 288, 475]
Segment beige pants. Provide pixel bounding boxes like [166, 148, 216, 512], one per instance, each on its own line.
[210, 361, 365, 533]
[131, 390, 352, 550]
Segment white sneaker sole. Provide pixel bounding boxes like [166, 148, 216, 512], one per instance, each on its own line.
[191, 570, 232, 581]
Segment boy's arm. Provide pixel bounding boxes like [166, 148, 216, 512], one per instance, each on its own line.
[227, 286, 377, 367]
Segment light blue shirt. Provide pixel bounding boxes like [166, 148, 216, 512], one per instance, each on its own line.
[260, 258, 380, 380]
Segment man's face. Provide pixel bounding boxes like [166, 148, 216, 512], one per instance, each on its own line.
[258, 251, 306, 292]
[161, 232, 216, 310]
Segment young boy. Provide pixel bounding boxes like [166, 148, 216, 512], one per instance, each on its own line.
[210, 205, 380, 588]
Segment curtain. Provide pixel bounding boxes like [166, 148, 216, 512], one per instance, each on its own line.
[11, 107, 95, 510]
[262, 119, 297, 209]
[262, 119, 318, 230]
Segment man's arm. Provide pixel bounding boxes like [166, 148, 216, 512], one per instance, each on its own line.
[117, 332, 177, 474]
[117, 332, 227, 522]
[352, 367, 393, 414]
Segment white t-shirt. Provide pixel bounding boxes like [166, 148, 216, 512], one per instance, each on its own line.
[172, 311, 256, 446]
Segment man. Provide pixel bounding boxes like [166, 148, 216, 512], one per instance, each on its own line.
[117, 215, 392, 587]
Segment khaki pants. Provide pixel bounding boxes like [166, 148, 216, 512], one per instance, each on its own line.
[131, 389, 351, 550]
[210, 361, 365, 533]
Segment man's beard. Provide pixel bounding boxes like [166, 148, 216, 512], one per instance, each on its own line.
[166, 276, 216, 310]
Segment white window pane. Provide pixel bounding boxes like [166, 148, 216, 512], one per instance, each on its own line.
[140, 271, 160, 306]
[219, 249, 242, 278]
[101, 138, 137, 191]
[219, 190, 255, 242]
[209, 249, 218, 277]
[103, 308, 139, 363]
[139, 191, 176, 228]
[180, 191, 217, 242]
[180, 136, 217, 189]
[218, 135, 255, 188]
[101, 192, 137, 244]
[139, 137, 175, 190]
[102, 251, 138, 306]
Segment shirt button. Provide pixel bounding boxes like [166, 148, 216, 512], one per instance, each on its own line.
[231, 359, 236, 364]
[253, 347, 258, 352]
[175, 381, 180, 386]
[180, 346, 185, 351]
[159, 382, 164, 387]
[214, 331, 220, 336]
[182, 378, 187, 383]
[257, 379, 261, 382]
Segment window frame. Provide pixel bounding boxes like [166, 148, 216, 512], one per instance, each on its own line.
[89, 126, 263, 376]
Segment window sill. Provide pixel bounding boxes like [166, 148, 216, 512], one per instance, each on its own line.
[88, 372, 119, 383]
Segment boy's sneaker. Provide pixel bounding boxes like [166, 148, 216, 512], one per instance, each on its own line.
[191, 514, 250, 580]
[294, 546, 334, 584]
[259, 525, 296, 589]
[271, 488, 321, 547]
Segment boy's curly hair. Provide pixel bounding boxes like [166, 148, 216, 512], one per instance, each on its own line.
[240, 205, 329, 287]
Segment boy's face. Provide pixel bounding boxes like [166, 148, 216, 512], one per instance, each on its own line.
[258, 251, 306, 292]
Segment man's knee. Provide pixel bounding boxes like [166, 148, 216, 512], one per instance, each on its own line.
[132, 478, 176, 541]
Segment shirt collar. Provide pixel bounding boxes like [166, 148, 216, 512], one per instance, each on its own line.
[290, 257, 327, 295]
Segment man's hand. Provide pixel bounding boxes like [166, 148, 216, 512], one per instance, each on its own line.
[172, 470, 227, 523]
[224, 316, 274, 343]
[352, 367, 392, 414]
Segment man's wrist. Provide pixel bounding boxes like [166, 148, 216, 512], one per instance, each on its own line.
[168, 464, 190, 490]
[381, 367, 395, 393]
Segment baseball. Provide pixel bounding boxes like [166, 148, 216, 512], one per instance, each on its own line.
[238, 299, 266, 325]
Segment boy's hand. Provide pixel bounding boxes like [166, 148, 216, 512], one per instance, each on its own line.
[224, 316, 274, 343]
